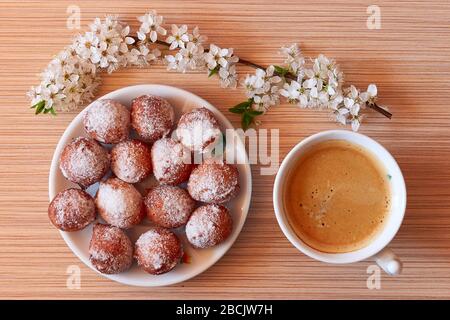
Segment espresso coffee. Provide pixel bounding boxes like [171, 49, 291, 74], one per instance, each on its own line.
[284, 140, 390, 253]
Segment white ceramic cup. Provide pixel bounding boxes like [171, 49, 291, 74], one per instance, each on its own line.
[273, 130, 407, 275]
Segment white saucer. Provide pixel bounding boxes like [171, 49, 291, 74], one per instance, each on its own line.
[48, 84, 252, 286]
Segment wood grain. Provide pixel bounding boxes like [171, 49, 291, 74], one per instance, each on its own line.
[0, 0, 449, 299]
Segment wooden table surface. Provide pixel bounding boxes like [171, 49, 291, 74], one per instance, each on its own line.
[1, 0, 449, 299]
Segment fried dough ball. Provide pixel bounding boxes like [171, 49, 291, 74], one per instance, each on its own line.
[176, 107, 222, 153]
[134, 227, 183, 275]
[187, 159, 240, 204]
[89, 223, 133, 274]
[111, 139, 152, 183]
[59, 137, 110, 187]
[48, 188, 96, 231]
[95, 178, 145, 229]
[130, 95, 174, 144]
[83, 99, 130, 144]
[151, 137, 193, 185]
[185, 204, 233, 249]
[144, 185, 196, 228]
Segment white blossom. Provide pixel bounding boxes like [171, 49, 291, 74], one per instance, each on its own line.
[74, 32, 99, 60]
[137, 10, 167, 43]
[280, 43, 304, 76]
[165, 42, 204, 72]
[89, 15, 118, 35]
[280, 80, 308, 106]
[91, 41, 119, 70]
[244, 65, 282, 111]
[189, 26, 207, 44]
[73, 15, 137, 73]
[299, 54, 343, 109]
[328, 86, 364, 131]
[218, 64, 238, 88]
[204, 44, 235, 70]
[166, 24, 189, 50]
[359, 84, 378, 104]
[28, 16, 137, 113]
[203, 44, 239, 88]
[128, 46, 161, 67]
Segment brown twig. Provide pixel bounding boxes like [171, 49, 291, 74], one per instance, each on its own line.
[368, 103, 392, 119]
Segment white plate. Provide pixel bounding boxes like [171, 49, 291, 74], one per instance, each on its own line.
[48, 84, 252, 287]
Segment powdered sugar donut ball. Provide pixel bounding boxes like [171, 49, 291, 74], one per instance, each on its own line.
[144, 185, 196, 228]
[130, 95, 174, 144]
[176, 107, 222, 153]
[186, 204, 233, 249]
[59, 137, 110, 187]
[111, 139, 152, 183]
[95, 178, 145, 229]
[89, 223, 133, 274]
[151, 137, 193, 185]
[134, 227, 183, 275]
[48, 188, 96, 231]
[187, 160, 240, 204]
[83, 99, 130, 144]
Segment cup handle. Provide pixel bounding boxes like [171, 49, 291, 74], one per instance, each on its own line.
[374, 248, 402, 276]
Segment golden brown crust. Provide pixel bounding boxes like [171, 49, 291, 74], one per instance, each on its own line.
[48, 188, 96, 232]
[151, 137, 193, 185]
[144, 185, 196, 228]
[83, 99, 131, 144]
[187, 161, 240, 204]
[111, 139, 152, 183]
[185, 204, 233, 249]
[176, 107, 222, 153]
[89, 223, 133, 274]
[130, 95, 174, 144]
[134, 227, 183, 275]
[59, 137, 110, 187]
[95, 178, 145, 229]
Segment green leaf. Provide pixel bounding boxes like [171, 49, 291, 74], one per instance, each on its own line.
[274, 65, 288, 76]
[229, 100, 251, 114]
[247, 110, 264, 116]
[31, 100, 45, 109]
[208, 66, 219, 77]
[35, 102, 46, 115]
[241, 112, 253, 130]
[49, 107, 57, 116]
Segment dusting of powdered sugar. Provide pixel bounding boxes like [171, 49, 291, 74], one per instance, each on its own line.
[50, 189, 95, 230]
[111, 140, 152, 183]
[89, 223, 133, 274]
[96, 178, 143, 229]
[131, 95, 175, 143]
[176, 107, 222, 153]
[59, 137, 110, 186]
[151, 137, 192, 184]
[145, 185, 195, 228]
[134, 228, 182, 273]
[187, 162, 239, 203]
[185, 204, 232, 248]
[84, 99, 130, 144]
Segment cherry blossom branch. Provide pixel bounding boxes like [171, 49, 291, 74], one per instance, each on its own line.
[27, 11, 392, 132]
[150, 38, 392, 121]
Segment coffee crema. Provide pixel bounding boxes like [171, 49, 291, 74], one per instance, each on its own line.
[284, 140, 391, 253]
